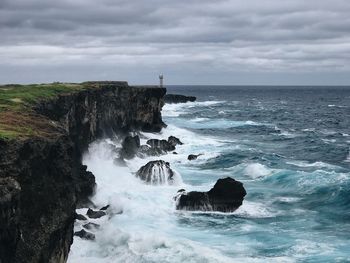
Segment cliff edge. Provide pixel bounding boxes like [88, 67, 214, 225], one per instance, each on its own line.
[0, 81, 166, 263]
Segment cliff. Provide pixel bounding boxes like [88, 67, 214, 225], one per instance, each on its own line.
[0, 81, 166, 263]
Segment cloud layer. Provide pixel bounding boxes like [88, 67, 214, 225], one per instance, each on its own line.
[1, 0, 350, 84]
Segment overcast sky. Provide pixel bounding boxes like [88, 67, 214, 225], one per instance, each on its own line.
[1, 0, 350, 85]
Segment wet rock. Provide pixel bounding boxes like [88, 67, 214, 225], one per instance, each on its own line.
[86, 208, 106, 219]
[136, 160, 175, 184]
[0, 177, 21, 263]
[168, 136, 183, 146]
[75, 213, 87, 221]
[74, 229, 95, 240]
[83, 222, 100, 230]
[164, 94, 196, 104]
[137, 144, 164, 157]
[147, 139, 175, 152]
[175, 177, 246, 212]
[120, 135, 140, 159]
[187, 154, 203, 161]
[100, 205, 110, 211]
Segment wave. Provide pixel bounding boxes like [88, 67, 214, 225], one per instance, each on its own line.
[162, 100, 225, 117]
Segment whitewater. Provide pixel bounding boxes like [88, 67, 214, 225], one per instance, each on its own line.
[68, 86, 350, 262]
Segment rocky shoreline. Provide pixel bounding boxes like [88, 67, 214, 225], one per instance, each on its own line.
[0, 81, 165, 263]
[0, 82, 246, 263]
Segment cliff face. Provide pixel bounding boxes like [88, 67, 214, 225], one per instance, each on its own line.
[0, 82, 166, 263]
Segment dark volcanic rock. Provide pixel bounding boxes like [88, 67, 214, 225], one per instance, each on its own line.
[83, 222, 100, 230]
[100, 205, 110, 211]
[0, 177, 21, 263]
[175, 177, 246, 212]
[164, 94, 196, 104]
[86, 208, 106, 219]
[168, 136, 183, 146]
[188, 154, 202, 161]
[147, 139, 175, 152]
[137, 144, 164, 157]
[76, 165, 96, 208]
[208, 177, 247, 211]
[136, 160, 175, 185]
[74, 229, 95, 240]
[75, 213, 87, 221]
[120, 135, 140, 159]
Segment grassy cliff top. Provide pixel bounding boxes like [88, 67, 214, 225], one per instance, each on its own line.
[0, 82, 90, 140]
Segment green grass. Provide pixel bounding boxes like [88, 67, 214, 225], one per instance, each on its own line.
[0, 83, 87, 111]
[0, 82, 92, 140]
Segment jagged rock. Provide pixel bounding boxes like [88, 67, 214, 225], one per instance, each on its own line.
[74, 229, 95, 240]
[168, 136, 183, 146]
[120, 135, 140, 159]
[83, 222, 100, 230]
[188, 154, 203, 161]
[75, 213, 87, 221]
[175, 177, 246, 212]
[147, 139, 175, 152]
[164, 94, 196, 103]
[0, 177, 21, 262]
[100, 205, 110, 211]
[86, 208, 106, 219]
[137, 144, 164, 157]
[136, 160, 175, 184]
[76, 165, 96, 208]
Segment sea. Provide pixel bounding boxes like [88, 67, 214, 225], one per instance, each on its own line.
[68, 86, 350, 263]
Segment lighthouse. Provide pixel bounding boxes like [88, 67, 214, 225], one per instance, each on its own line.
[159, 74, 164, 88]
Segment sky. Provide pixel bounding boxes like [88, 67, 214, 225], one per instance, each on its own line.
[1, 0, 350, 85]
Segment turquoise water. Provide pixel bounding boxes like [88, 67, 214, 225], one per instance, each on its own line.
[69, 86, 350, 263]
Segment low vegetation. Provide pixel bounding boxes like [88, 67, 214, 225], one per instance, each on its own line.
[0, 82, 89, 140]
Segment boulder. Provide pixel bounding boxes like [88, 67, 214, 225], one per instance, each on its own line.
[83, 222, 100, 230]
[188, 154, 203, 161]
[136, 160, 175, 185]
[175, 177, 246, 212]
[168, 136, 183, 146]
[74, 229, 95, 240]
[120, 135, 140, 159]
[75, 213, 87, 221]
[164, 94, 196, 104]
[137, 144, 163, 157]
[86, 208, 106, 219]
[100, 205, 110, 211]
[146, 139, 175, 152]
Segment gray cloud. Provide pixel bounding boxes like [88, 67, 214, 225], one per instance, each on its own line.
[0, 0, 350, 84]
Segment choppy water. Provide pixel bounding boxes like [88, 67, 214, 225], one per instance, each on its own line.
[68, 86, 350, 263]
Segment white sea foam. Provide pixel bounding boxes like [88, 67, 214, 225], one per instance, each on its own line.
[244, 163, 273, 179]
[162, 100, 225, 118]
[233, 201, 277, 218]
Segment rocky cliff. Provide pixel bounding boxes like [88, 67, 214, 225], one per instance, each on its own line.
[0, 81, 166, 263]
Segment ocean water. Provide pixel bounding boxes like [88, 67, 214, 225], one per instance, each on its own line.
[68, 86, 350, 263]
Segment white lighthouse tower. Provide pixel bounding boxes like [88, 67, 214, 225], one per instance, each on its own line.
[159, 74, 164, 88]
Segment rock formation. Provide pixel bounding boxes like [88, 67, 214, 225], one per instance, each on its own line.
[164, 94, 196, 103]
[175, 177, 246, 212]
[120, 135, 140, 159]
[168, 136, 183, 147]
[146, 139, 175, 152]
[136, 160, 175, 185]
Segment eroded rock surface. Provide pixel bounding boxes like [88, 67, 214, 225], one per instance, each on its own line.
[176, 177, 246, 212]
